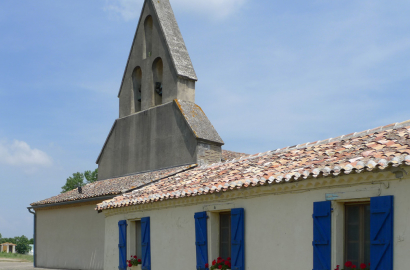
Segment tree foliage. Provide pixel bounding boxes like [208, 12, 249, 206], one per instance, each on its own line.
[0, 237, 16, 244]
[61, 172, 84, 193]
[15, 235, 31, 254]
[61, 169, 98, 193]
[0, 235, 31, 254]
[84, 169, 98, 183]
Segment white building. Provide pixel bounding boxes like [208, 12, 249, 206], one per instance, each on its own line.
[28, 244, 34, 255]
[97, 121, 410, 270]
[0, 242, 16, 253]
[29, 0, 410, 270]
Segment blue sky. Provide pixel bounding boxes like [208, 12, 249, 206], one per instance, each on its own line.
[1, 0, 409, 237]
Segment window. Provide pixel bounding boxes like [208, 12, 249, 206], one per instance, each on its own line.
[128, 218, 151, 269]
[313, 196, 393, 270]
[152, 58, 163, 106]
[132, 67, 142, 113]
[128, 220, 142, 261]
[195, 208, 244, 270]
[345, 203, 370, 266]
[219, 212, 231, 259]
[135, 220, 142, 259]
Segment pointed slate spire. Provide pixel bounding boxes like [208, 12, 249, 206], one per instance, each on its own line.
[118, 0, 197, 117]
[151, 0, 197, 81]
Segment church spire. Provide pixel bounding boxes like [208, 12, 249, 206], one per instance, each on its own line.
[149, 0, 197, 81]
[96, 0, 223, 181]
[117, 0, 197, 118]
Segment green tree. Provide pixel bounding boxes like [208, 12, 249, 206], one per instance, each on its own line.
[29, 238, 34, 244]
[84, 169, 98, 183]
[61, 169, 98, 193]
[61, 172, 84, 193]
[14, 235, 30, 254]
[0, 237, 16, 244]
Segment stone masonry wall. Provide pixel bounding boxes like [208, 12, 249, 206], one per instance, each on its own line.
[197, 142, 222, 166]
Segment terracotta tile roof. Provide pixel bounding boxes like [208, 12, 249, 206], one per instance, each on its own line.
[96, 120, 410, 211]
[31, 151, 247, 207]
[221, 150, 250, 162]
[31, 164, 196, 206]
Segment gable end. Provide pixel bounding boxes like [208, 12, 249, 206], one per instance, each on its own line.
[117, 0, 197, 99]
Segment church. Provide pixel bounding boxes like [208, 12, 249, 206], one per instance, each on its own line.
[30, 0, 410, 270]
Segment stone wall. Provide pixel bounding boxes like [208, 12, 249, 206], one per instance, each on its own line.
[98, 101, 197, 180]
[197, 142, 222, 166]
[118, 0, 196, 118]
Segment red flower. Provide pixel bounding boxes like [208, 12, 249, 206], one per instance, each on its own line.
[128, 264, 132, 267]
[218, 265, 222, 269]
[345, 261, 353, 267]
[212, 260, 216, 266]
[360, 263, 366, 269]
[205, 263, 209, 268]
[226, 261, 231, 268]
[134, 256, 137, 259]
[352, 265, 357, 269]
[138, 259, 141, 263]
[227, 257, 231, 260]
[217, 258, 223, 264]
[217, 257, 222, 260]
[336, 265, 340, 270]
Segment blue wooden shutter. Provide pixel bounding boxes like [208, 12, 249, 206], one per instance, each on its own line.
[312, 201, 331, 270]
[195, 212, 208, 270]
[141, 217, 151, 270]
[118, 220, 127, 270]
[370, 196, 393, 270]
[231, 208, 244, 270]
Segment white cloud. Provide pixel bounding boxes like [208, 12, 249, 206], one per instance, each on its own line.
[0, 140, 52, 169]
[173, 0, 246, 19]
[103, 0, 246, 21]
[104, 0, 140, 21]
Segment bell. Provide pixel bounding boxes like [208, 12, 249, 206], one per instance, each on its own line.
[155, 82, 163, 96]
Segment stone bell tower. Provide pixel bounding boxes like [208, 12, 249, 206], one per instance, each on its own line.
[96, 0, 224, 180]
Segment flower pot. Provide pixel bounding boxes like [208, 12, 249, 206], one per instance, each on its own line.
[130, 265, 142, 270]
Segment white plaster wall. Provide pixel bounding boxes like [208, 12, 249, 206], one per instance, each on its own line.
[36, 203, 105, 270]
[103, 174, 410, 270]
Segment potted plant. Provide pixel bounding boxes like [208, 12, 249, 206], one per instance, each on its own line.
[209, 257, 231, 270]
[127, 255, 142, 270]
[334, 261, 370, 270]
